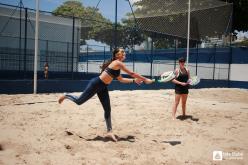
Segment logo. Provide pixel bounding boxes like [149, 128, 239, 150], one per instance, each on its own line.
[213, 151, 223, 161]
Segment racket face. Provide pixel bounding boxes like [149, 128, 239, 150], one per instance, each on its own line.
[188, 76, 200, 86]
[159, 71, 176, 82]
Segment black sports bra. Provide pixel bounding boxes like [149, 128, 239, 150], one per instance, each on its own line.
[175, 68, 189, 83]
[104, 67, 120, 78]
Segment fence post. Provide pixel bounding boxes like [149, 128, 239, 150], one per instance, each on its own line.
[133, 48, 135, 72]
[86, 45, 89, 74]
[76, 27, 79, 73]
[71, 16, 75, 79]
[23, 7, 27, 78]
[150, 39, 153, 78]
[114, 0, 118, 48]
[196, 43, 198, 76]
[45, 40, 48, 62]
[19, 5, 22, 72]
[228, 34, 232, 88]
[213, 44, 216, 80]
[174, 39, 177, 70]
[67, 42, 69, 72]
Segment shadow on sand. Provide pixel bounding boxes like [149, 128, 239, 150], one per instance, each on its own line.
[161, 141, 181, 146]
[176, 115, 199, 122]
[86, 135, 136, 143]
[65, 131, 135, 142]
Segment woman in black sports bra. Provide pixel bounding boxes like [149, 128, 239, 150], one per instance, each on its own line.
[171, 57, 190, 120]
[58, 48, 153, 142]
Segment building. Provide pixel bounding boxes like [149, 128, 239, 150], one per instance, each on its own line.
[0, 4, 81, 72]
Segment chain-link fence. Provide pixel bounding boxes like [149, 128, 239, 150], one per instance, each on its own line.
[0, 1, 239, 81]
[0, 3, 79, 79]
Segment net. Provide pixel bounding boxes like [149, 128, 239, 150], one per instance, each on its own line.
[133, 0, 233, 41]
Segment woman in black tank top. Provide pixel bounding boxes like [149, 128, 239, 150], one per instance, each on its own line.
[171, 57, 190, 120]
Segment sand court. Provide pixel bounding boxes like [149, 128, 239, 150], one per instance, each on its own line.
[0, 88, 248, 165]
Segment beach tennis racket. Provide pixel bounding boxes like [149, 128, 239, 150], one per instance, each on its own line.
[157, 71, 176, 83]
[187, 76, 200, 86]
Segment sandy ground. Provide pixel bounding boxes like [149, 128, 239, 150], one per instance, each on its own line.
[0, 88, 248, 165]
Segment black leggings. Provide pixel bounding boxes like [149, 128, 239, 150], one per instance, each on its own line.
[65, 77, 112, 131]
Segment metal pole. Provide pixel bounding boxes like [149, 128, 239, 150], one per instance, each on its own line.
[46, 40, 48, 62]
[67, 42, 69, 72]
[24, 8, 27, 77]
[114, 0, 117, 48]
[71, 16, 75, 79]
[76, 27, 79, 73]
[34, 0, 39, 94]
[133, 48, 135, 72]
[174, 39, 177, 70]
[86, 45, 89, 74]
[228, 33, 232, 88]
[213, 44, 216, 80]
[150, 39, 153, 78]
[19, 0, 22, 71]
[186, 0, 191, 67]
[196, 42, 198, 75]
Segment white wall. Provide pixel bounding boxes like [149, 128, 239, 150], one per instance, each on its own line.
[78, 62, 248, 82]
[230, 64, 248, 81]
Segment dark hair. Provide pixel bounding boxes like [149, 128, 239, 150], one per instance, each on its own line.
[100, 48, 121, 73]
[178, 57, 186, 63]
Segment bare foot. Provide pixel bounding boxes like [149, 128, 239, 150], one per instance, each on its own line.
[58, 95, 65, 104]
[105, 132, 118, 142]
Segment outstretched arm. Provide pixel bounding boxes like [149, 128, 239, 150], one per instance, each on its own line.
[117, 75, 143, 85]
[118, 61, 153, 84]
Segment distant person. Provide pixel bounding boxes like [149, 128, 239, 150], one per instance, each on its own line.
[58, 48, 154, 142]
[44, 62, 49, 79]
[171, 57, 190, 120]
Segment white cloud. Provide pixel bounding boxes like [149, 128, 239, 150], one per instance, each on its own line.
[235, 30, 248, 40]
[129, 0, 141, 4]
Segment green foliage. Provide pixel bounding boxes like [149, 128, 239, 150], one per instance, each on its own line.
[53, 1, 85, 17]
[53, 0, 146, 48]
[53, 0, 113, 46]
[233, 39, 248, 47]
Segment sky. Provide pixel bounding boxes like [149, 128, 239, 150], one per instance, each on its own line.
[0, 0, 247, 39]
[0, 0, 140, 22]
[0, 0, 141, 47]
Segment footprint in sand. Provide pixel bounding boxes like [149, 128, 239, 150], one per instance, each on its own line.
[65, 144, 72, 150]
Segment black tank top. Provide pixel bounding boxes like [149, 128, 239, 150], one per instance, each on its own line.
[105, 67, 120, 78]
[175, 68, 189, 84]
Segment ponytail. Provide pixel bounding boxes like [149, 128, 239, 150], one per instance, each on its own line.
[100, 48, 120, 73]
[100, 60, 112, 73]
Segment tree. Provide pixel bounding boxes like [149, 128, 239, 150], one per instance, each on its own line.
[53, 1, 85, 17]
[129, 0, 234, 48]
[53, 0, 113, 46]
[119, 18, 145, 49]
[233, 39, 248, 47]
